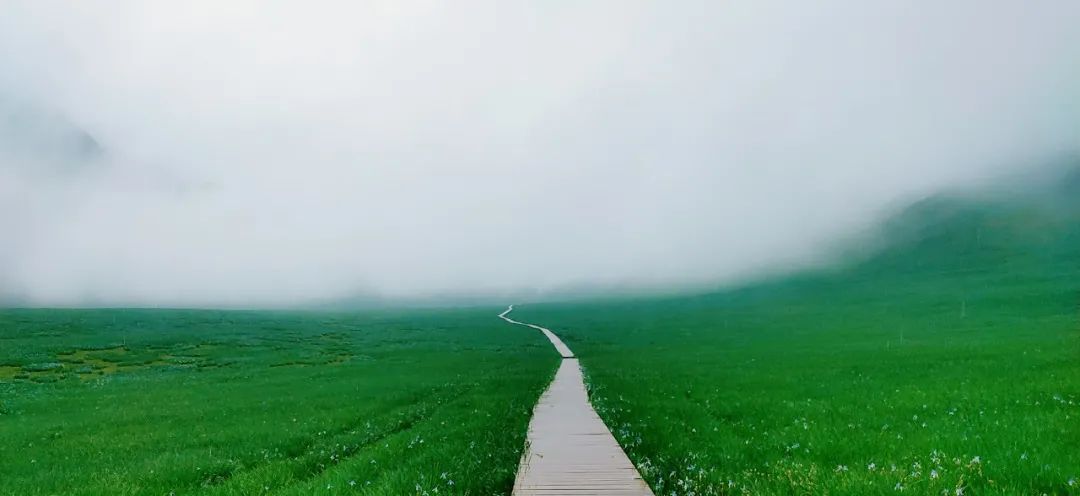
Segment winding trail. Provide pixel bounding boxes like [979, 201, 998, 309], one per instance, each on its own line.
[499, 305, 654, 496]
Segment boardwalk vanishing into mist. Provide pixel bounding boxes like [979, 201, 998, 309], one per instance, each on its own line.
[499, 305, 655, 496]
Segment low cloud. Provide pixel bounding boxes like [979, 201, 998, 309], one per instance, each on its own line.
[1, 1, 1078, 306]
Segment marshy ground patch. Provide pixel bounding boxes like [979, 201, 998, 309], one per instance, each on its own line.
[0, 365, 23, 381]
[0, 344, 222, 383]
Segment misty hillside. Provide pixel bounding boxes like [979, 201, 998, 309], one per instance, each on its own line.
[860, 167, 1080, 278]
[614, 164, 1080, 314]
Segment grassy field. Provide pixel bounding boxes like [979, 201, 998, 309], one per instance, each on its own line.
[0, 308, 558, 495]
[517, 184, 1080, 494]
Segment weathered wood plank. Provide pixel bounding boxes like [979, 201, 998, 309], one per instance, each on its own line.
[500, 306, 654, 496]
[499, 305, 575, 358]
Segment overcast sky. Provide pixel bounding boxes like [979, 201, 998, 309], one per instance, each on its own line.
[1, 1, 1078, 307]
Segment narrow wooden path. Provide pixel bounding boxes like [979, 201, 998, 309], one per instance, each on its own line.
[499, 305, 654, 496]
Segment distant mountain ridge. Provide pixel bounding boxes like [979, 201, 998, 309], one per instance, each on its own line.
[0, 96, 104, 168]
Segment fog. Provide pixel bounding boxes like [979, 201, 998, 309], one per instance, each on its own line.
[1, 1, 1078, 307]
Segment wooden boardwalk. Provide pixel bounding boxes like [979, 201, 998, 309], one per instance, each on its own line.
[499, 306, 654, 496]
[499, 306, 575, 358]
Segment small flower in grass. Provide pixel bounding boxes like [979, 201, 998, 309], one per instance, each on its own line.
[349, 480, 356, 487]
[1068, 478, 1076, 487]
[894, 482, 904, 491]
[930, 469, 939, 479]
[970, 456, 980, 465]
[868, 462, 877, 472]
[835, 465, 849, 473]
[1020, 453, 1028, 461]
[955, 486, 964, 496]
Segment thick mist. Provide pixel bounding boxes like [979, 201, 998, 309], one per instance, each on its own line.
[1, 1, 1078, 307]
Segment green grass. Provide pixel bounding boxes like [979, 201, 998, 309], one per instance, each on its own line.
[0, 308, 559, 495]
[516, 189, 1080, 495]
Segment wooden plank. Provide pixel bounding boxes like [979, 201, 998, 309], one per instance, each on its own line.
[500, 306, 654, 496]
[499, 305, 575, 358]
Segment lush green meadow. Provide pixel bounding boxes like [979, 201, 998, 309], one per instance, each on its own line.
[0, 308, 558, 495]
[518, 188, 1080, 494]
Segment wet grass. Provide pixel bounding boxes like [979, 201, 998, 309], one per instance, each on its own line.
[518, 194, 1080, 495]
[0, 308, 559, 495]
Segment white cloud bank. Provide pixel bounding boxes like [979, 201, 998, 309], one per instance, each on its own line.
[1, 1, 1078, 306]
